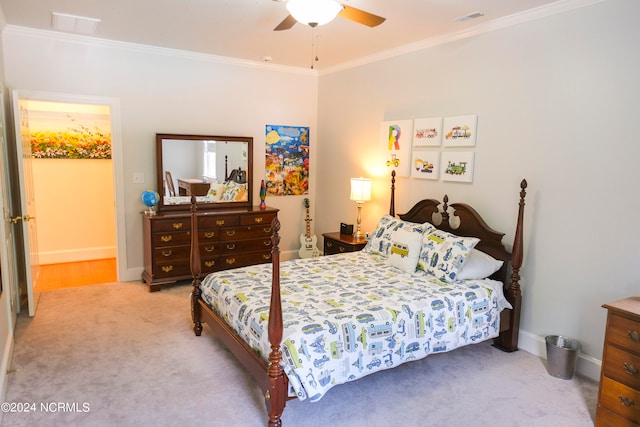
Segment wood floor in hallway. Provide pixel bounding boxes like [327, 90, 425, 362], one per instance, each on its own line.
[35, 258, 117, 291]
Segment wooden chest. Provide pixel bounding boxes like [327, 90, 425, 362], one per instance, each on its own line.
[142, 207, 278, 291]
[597, 297, 640, 426]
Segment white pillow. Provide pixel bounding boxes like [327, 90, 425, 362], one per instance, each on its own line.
[386, 229, 423, 273]
[456, 249, 504, 280]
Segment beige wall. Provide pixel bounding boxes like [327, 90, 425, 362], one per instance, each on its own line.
[32, 159, 115, 264]
[315, 0, 640, 380]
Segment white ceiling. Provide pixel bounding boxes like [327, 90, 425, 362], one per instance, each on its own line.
[0, 0, 570, 70]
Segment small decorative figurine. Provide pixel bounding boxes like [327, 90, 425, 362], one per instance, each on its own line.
[259, 179, 266, 210]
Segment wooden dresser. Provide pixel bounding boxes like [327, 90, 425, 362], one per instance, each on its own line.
[597, 296, 640, 426]
[142, 207, 278, 291]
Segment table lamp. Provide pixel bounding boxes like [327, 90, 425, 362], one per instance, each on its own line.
[350, 177, 371, 239]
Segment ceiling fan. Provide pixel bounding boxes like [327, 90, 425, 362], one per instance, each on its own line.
[274, 0, 386, 31]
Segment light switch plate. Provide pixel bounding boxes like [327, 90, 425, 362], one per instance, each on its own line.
[133, 172, 144, 184]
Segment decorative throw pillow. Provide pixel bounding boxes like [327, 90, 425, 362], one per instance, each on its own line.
[221, 181, 244, 201]
[386, 229, 423, 273]
[456, 249, 504, 280]
[363, 215, 435, 257]
[417, 229, 479, 283]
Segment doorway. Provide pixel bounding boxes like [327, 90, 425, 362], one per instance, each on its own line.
[27, 100, 116, 291]
[9, 90, 126, 314]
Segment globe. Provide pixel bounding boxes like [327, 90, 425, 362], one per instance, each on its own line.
[141, 190, 160, 215]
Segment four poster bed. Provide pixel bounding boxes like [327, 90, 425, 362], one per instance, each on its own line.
[189, 178, 528, 427]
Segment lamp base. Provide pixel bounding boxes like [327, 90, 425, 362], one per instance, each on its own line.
[353, 230, 365, 240]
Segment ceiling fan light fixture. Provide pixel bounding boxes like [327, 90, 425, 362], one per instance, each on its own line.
[286, 0, 343, 27]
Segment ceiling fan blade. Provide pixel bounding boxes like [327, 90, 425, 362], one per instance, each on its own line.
[338, 5, 386, 27]
[274, 14, 297, 31]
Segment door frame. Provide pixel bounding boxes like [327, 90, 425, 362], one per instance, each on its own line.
[13, 90, 126, 285]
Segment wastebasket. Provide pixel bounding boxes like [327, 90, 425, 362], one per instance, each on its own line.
[545, 335, 582, 379]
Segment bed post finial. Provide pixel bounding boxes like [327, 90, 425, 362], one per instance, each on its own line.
[495, 179, 527, 352]
[441, 195, 450, 226]
[389, 169, 396, 216]
[190, 196, 203, 336]
[266, 217, 285, 427]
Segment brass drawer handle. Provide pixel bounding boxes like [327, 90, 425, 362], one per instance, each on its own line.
[161, 250, 172, 257]
[225, 258, 236, 265]
[339, 246, 346, 252]
[205, 246, 214, 253]
[226, 244, 236, 250]
[160, 235, 172, 242]
[618, 395, 636, 407]
[628, 330, 640, 342]
[262, 254, 271, 260]
[254, 217, 263, 223]
[204, 261, 215, 267]
[263, 241, 271, 246]
[216, 220, 225, 226]
[172, 223, 183, 230]
[326, 241, 333, 248]
[226, 230, 236, 237]
[263, 227, 271, 233]
[624, 362, 639, 375]
[161, 265, 174, 273]
[204, 232, 215, 238]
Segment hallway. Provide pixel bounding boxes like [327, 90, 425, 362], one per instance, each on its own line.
[35, 258, 117, 291]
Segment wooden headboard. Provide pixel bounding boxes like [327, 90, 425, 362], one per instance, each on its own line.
[395, 178, 528, 352]
[398, 196, 511, 284]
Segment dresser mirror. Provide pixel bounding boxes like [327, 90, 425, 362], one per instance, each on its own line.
[156, 133, 253, 213]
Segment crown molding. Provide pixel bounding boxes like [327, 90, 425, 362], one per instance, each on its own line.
[319, 0, 606, 75]
[3, 25, 317, 77]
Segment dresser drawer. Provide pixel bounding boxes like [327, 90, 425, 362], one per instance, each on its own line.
[154, 261, 192, 279]
[199, 215, 239, 228]
[608, 313, 640, 354]
[240, 212, 277, 226]
[596, 405, 639, 427]
[220, 237, 272, 254]
[604, 344, 640, 389]
[152, 231, 191, 247]
[220, 225, 274, 241]
[154, 245, 191, 262]
[199, 229, 219, 242]
[325, 240, 351, 255]
[220, 251, 272, 269]
[600, 376, 640, 424]
[152, 218, 191, 233]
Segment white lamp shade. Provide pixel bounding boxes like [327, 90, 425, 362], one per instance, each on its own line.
[350, 177, 371, 203]
[286, 0, 343, 26]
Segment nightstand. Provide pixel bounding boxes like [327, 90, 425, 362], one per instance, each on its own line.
[322, 232, 367, 255]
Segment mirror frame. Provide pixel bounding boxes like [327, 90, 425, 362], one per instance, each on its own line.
[156, 133, 253, 213]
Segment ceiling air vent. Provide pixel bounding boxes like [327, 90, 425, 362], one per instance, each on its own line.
[456, 12, 485, 23]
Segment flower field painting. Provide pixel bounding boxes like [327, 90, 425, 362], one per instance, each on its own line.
[28, 100, 111, 159]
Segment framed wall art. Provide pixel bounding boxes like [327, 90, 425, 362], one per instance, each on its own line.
[410, 150, 440, 179]
[441, 151, 475, 183]
[265, 124, 310, 196]
[380, 119, 412, 177]
[443, 115, 477, 147]
[412, 117, 442, 147]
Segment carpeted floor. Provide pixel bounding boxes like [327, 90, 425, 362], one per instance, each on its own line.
[2, 281, 598, 427]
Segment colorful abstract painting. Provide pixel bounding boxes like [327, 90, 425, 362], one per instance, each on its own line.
[28, 101, 111, 159]
[265, 124, 310, 196]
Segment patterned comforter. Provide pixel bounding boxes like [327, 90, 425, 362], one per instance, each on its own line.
[200, 251, 511, 402]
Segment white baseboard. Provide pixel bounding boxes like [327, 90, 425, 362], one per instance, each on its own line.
[40, 247, 116, 265]
[518, 329, 602, 382]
